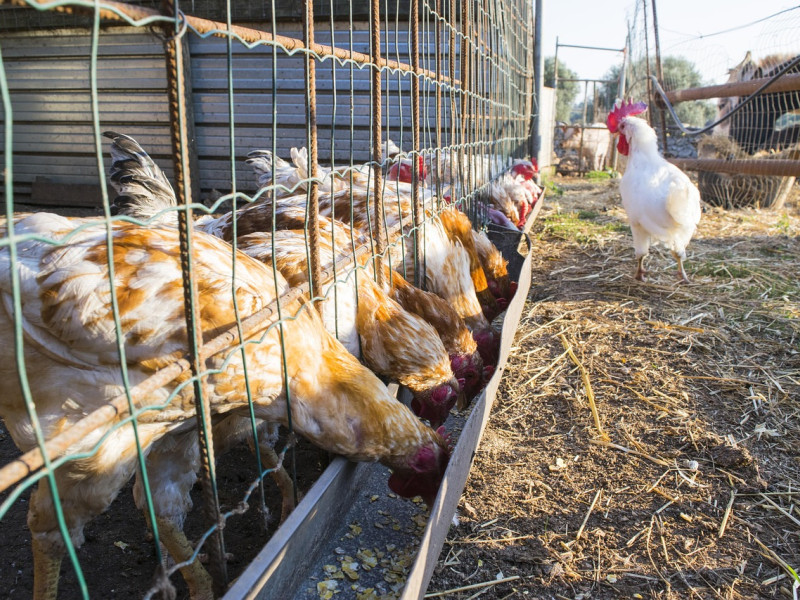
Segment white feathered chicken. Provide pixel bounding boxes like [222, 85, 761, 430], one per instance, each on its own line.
[608, 100, 702, 283]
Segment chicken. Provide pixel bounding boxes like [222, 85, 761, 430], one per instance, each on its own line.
[190, 194, 489, 401]
[236, 229, 461, 428]
[510, 158, 538, 181]
[427, 151, 541, 230]
[387, 155, 428, 184]
[245, 148, 497, 357]
[105, 131, 461, 428]
[384, 268, 490, 405]
[471, 228, 516, 306]
[0, 213, 451, 599]
[438, 207, 501, 320]
[607, 100, 702, 283]
[247, 147, 372, 197]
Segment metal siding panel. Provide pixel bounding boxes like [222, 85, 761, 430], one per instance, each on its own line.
[190, 27, 455, 179]
[1, 26, 458, 203]
[0, 28, 172, 205]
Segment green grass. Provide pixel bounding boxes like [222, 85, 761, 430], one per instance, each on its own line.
[584, 170, 616, 180]
[542, 210, 629, 244]
[692, 260, 800, 301]
[774, 212, 791, 234]
[540, 177, 564, 197]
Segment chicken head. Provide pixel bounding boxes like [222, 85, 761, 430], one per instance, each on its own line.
[387, 427, 452, 507]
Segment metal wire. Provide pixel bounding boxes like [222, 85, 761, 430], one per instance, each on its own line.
[0, 0, 536, 596]
[626, 0, 800, 208]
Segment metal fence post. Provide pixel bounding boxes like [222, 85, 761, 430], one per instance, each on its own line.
[161, 0, 227, 593]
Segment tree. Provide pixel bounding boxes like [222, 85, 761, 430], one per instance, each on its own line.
[544, 57, 579, 123]
[600, 56, 716, 127]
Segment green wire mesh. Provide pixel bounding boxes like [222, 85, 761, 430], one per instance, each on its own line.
[0, 0, 535, 596]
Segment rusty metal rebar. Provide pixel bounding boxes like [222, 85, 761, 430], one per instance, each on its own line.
[370, 0, 386, 289]
[161, 0, 227, 591]
[0, 0, 458, 85]
[410, 0, 424, 288]
[302, 0, 322, 312]
[434, 0, 442, 206]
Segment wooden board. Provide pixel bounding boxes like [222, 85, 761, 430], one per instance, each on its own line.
[400, 226, 533, 599]
[221, 386, 402, 600]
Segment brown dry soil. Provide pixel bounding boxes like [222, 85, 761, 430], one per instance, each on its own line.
[0, 427, 325, 599]
[427, 177, 800, 600]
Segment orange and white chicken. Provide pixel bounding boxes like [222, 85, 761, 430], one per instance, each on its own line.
[236, 227, 462, 427]
[106, 132, 462, 427]
[246, 147, 500, 365]
[0, 212, 451, 600]
[433, 208, 492, 313]
[384, 268, 489, 405]
[472, 228, 516, 307]
[607, 101, 702, 282]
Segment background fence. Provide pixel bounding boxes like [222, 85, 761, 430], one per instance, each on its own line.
[0, 0, 535, 598]
[626, 0, 800, 209]
[551, 2, 800, 209]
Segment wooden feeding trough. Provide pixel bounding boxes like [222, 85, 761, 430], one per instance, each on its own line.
[224, 195, 542, 600]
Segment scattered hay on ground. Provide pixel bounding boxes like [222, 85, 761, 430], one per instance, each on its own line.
[428, 177, 800, 599]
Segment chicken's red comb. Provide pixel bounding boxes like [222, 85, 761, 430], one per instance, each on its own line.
[607, 100, 648, 133]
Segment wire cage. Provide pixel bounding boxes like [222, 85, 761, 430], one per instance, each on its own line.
[0, 0, 538, 598]
[625, 1, 800, 209]
[550, 39, 625, 177]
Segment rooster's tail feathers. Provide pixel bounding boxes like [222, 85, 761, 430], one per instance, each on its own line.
[103, 131, 177, 222]
[246, 149, 281, 188]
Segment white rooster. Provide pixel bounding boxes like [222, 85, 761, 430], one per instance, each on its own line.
[607, 100, 702, 283]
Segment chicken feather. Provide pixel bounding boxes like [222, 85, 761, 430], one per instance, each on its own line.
[0, 212, 450, 599]
[106, 132, 461, 427]
[612, 112, 702, 282]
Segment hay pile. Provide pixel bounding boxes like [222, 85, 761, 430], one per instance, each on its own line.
[697, 135, 798, 209]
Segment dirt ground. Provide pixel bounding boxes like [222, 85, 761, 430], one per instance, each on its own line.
[0, 426, 324, 599]
[427, 177, 800, 599]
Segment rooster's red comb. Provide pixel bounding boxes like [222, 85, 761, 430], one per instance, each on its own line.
[607, 100, 648, 133]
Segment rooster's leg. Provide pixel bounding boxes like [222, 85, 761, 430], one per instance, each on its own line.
[635, 255, 648, 281]
[32, 536, 63, 600]
[630, 225, 651, 282]
[672, 251, 691, 284]
[155, 516, 215, 600]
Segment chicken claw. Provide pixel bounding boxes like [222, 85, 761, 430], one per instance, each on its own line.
[634, 256, 648, 281]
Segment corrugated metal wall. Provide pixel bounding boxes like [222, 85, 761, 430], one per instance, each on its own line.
[0, 28, 172, 207]
[1, 24, 455, 207]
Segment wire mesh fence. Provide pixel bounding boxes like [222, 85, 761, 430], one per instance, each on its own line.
[0, 0, 537, 597]
[625, 1, 800, 209]
[550, 40, 624, 176]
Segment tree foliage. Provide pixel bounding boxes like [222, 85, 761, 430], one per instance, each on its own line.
[545, 57, 579, 123]
[599, 56, 716, 127]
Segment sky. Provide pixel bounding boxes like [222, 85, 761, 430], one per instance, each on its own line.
[542, 1, 800, 85]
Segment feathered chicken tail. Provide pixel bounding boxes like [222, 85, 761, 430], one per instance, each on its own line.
[290, 147, 310, 181]
[246, 149, 294, 189]
[103, 131, 177, 223]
